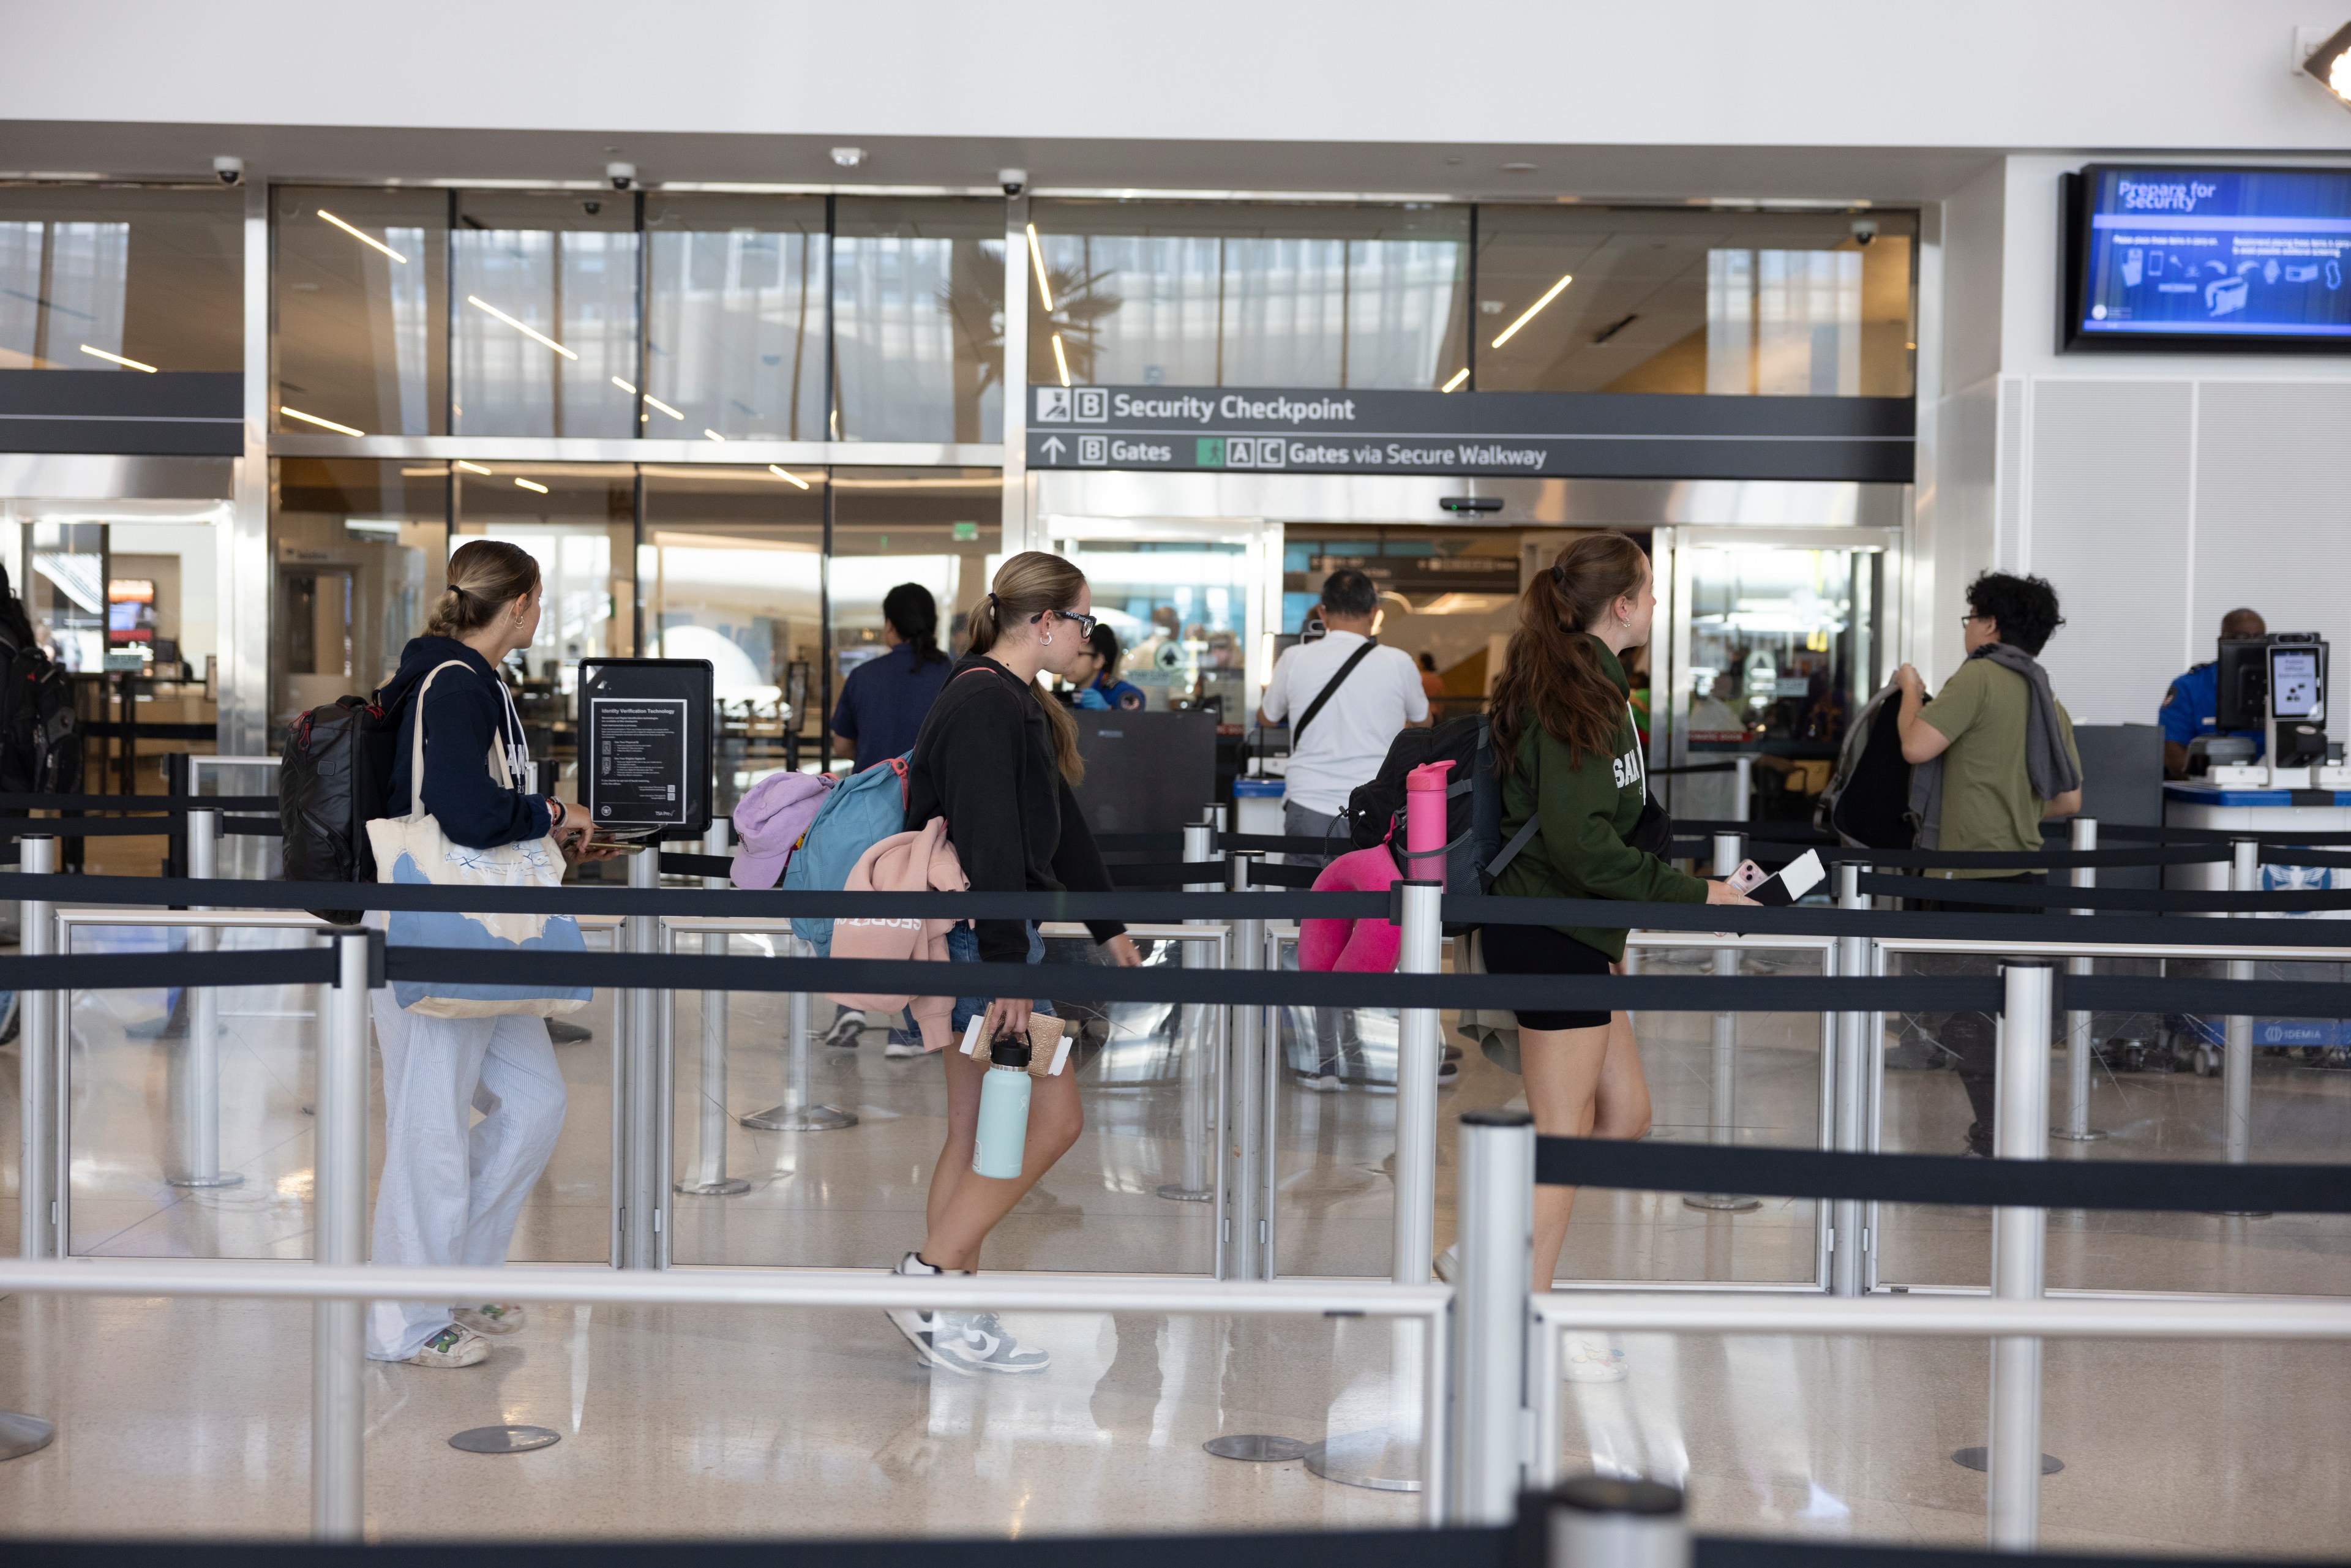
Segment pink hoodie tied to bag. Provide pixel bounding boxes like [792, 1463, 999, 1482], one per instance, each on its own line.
[825, 817, 969, 1052]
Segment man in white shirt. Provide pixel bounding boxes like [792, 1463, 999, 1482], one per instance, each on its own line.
[1258, 567, 1430, 855]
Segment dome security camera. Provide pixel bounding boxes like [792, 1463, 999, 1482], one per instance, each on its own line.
[607, 162, 636, 191]
[213, 156, 244, 186]
[1851, 217, 1878, 247]
[998, 167, 1029, 197]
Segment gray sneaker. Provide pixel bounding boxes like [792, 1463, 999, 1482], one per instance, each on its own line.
[933, 1311, 1050, 1375]
[885, 1251, 972, 1376]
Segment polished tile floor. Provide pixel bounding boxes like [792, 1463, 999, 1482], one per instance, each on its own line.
[1, 925, 2346, 1547]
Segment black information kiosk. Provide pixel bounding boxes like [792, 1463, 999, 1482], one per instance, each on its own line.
[577, 658, 715, 839]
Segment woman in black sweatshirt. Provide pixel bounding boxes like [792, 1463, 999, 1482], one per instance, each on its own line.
[886, 550, 1140, 1376]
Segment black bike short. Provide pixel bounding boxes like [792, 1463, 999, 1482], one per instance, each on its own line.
[1479, 922, 1613, 1031]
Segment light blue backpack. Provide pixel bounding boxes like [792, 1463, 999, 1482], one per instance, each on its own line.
[782, 754, 913, 955]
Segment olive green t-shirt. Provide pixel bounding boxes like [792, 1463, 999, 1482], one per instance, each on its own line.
[1917, 658, 2080, 879]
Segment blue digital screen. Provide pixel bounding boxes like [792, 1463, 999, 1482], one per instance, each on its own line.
[2079, 167, 2351, 341]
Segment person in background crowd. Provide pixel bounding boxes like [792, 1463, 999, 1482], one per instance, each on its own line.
[1065, 624, 1147, 711]
[1417, 650, 1445, 703]
[831, 583, 953, 773]
[1895, 570, 2083, 1157]
[2161, 607, 2267, 778]
[1259, 569, 1431, 1090]
[885, 550, 1142, 1378]
[1477, 531, 1753, 1382]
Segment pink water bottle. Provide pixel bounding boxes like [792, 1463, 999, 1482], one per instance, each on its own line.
[1404, 759, 1455, 887]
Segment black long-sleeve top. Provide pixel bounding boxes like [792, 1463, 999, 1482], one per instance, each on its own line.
[903, 654, 1125, 963]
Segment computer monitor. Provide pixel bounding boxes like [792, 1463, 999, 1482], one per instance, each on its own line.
[2213, 635, 2328, 733]
[2213, 639, 2271, 732]
[2269, 642, 2325, 723]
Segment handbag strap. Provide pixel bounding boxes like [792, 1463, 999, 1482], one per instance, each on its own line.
[405, 659, 478, 824]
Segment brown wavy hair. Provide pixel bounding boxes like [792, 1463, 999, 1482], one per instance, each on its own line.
[426, 539, 541, 639]
[1490, 532, 1649, 775]
[964, 549, 1088, 786]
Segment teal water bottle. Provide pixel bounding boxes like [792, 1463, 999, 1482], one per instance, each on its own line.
[972, 1038, 1033, 1179]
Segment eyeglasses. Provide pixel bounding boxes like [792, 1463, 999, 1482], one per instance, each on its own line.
[1959, 613, 1985, 629]
[1033, 607, 1098, 638]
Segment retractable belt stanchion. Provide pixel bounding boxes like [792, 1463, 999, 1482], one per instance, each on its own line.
[1830, 860, 1870, 1295]
[1224, 852, 1266, 1280]
[1309, 876, 1444, 1496]
[620, 846, 665, 1268]
[1159, 819, 1218, 1205]
[1450, 1109, 1532, 1525]
[1, 834, 59, 1462]
[171, 806, 241, 1190]
[1545, 1477, 1692, 1568]
[1687, 832, 1757, 1213]
[678, 819, 750, 1198]
[739, 937, 857, 1135]
[1976, 958, 2058, 1550]
[2224, 838, 2260, 1173]
[312, 928, 371, 1540]
[2055, 817, 2107, 1143]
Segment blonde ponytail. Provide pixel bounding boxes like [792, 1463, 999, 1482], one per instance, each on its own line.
[427, 539, 541, 639]
[973, 550, 1090, 787]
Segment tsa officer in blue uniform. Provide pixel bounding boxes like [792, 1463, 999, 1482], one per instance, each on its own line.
[2161, 607, 2265, 778]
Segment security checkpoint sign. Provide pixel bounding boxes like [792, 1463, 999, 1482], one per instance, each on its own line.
[1026, 384, 1913, 483]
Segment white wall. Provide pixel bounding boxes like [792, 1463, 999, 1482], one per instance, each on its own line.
[6, 1, 2351, 154]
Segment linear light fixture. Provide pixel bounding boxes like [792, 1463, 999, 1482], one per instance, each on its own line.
[80, 344, 156, 372]
[2304, 21, 2351, 105]
[1490, 273, 1573, 349]
[317, 209, 407, 264]
[280, 405, 364, 437]
[1051, 334, 1073, 388]
[1441, 367, 1469, 392]
[467, 295, 577, 360]
[703, 429, 727, 443]
[1026, 222, 1055, 311]
[611, 375, 637, 393]
[455, 460, 493, 476]
[768, 464, 811, 490]
[514, 478, 549, 494]
[643, 392, 684, 420]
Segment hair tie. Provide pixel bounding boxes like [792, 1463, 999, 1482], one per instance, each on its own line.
[1550, 565, 1565, 587]
[986, 591, 999, 609]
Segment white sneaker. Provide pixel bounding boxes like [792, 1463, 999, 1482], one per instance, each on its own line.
[1563, 1338, 1627, 1384]
[885, 1251, 969, 1374]
[934, 1311, 1051, 1375]
[822, 1015, 864, 1049]
[1301, 1073, 1344, 1093]
[403, 1325, 489, 1368]
[454, 1303, 526, 1335]
[883, 1037, 924, 1059]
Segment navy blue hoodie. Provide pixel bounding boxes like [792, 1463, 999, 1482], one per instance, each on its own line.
[381, 636, 552, 850]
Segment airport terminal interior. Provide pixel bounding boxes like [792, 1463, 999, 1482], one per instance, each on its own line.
[1, 4, 2350, 1558]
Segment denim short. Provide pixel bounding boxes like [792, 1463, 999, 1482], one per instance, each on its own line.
[944, 921, 1056, 1036]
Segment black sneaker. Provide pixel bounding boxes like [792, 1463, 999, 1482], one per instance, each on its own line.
[546, 1018, 592, 1045]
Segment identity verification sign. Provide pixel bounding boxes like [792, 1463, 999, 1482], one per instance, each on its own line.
[2080, 166, 2351, 340]
[1025, 385, 1912, 482]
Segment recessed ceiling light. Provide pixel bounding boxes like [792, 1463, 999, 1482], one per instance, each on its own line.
[1501, 162, 1538, 173]
[830, 146, 865, 168]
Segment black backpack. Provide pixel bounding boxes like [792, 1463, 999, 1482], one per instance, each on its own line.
[0, 565, 80, 797]
[1816, 682, 1914, 850]
[280, 687, 405, 925]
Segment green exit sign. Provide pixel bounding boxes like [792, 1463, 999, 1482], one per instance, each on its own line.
[952, 520, 978, 541]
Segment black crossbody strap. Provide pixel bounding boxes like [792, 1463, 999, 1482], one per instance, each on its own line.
[1291, 640, 1378, 742]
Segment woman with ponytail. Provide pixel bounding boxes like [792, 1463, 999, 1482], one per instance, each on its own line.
[830, 582, 953, 771]
[1482, 532, 1752, 1382]
[884, 550, 1142, 1376]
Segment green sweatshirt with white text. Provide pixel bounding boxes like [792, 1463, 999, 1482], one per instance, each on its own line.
[1491, 637, 1707, 962]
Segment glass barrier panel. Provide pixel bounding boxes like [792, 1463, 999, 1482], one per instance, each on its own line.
[269, 457, 449, 737]
[273, 187, 448, 436]
[644, 193, 828, 441]
[831, 197, 1003, 444]
[451, 190, 640, 438]
[0, 185, 242, 374]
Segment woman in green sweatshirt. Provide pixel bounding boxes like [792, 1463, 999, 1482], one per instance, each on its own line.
[1485, 531, 1753, 1381]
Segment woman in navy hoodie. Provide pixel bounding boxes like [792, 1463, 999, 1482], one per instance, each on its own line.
[367, 539, 613, 1370]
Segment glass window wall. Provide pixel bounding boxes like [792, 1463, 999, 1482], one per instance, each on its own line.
[451, 462, 636, 685]
[644, 194, 827, 441]
[1473, 206, 1914, 397]
[452, 192, 640, 438]
[0, 186, 241, 373]
[832, 198, 1003, 444]
[1028, 201, 1468, 389]
[639, 465, 825, 802]
[274, 188, 447, 436]
[270, 459, 448, 730]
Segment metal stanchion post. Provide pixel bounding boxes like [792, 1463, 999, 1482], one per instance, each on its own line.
[2055, 817, 2106, 1142]
[2224, 838, 2257, 1168]
[1969, 959, 2058, 1550]
[619, 846, 665, 1268]
[1831, 860, 1870, 1295]
[678, 820, 750, 1197]
[1732, 755, 1753, 824]
[170, 808, 241, 1189]
[2, 835, 58, 1462]
[1689, 831, 1757, 1213]
[1546, 1477, 1692, 1568]
[1160, 819, 1217, 1204]
[312, 928, 372, 1540]
[1225, 852, 1266, 1280]
[740, 931, 858, 1133]
[1450, 1111, 1532, 1525]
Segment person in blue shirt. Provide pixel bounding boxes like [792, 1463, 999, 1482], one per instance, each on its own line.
[2161, 607, 2266, 778]
[1065, 623, 1147, 711]
[830, 583, 953, 771]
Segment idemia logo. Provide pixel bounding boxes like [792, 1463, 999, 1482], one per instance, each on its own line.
[2118, 178, 2219, 213]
